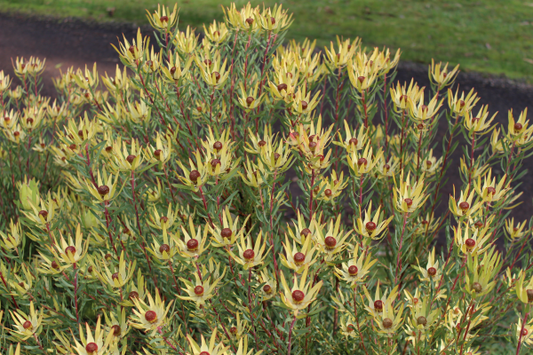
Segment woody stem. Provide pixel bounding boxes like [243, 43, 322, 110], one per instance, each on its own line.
[287, 313, 298, 355]
[131, 170, 158, 287]
[104, 201, 119, 257]
[248, 268, 259, 350]
[395, 212, 408, 284]
[517, 312, 530, 355]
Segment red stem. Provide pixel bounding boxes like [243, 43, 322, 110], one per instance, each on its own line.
[517, 312, 530, 355]
[287, 314, 298, 355]
[395, 212, 408, 283]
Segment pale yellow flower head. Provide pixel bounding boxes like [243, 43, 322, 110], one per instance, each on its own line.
[336, 244, 377, 285]
[10, 301, 43, 341]
[448, 88, 479, 117]
[279, 266, 323, 315]
[73, 316, 114, 355]
[356, 200, 393, 242]
[429, 59, 459, 89]
[176, 218, 209, 260]
[186, 329, 229, 355]
[146, 3, 179, 31]
[50, 224, 89, 266]
[346, 143, 382, 177]
[230, 230, 270, 269]
[130, 289, 173, 335]
[99, 251, 136, 288]
[393, 172, 428, 213]
[179, 273, 219, 307]
[464, 104, 497, 136]
[454, 223, 492, 256]
[280, 234, 317, 274]
[363, 282, 399, 319]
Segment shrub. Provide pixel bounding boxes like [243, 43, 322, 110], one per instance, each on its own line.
[0, 2, 532, 354]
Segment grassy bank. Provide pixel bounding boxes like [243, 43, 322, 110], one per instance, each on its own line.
[1, 0, 533, 81]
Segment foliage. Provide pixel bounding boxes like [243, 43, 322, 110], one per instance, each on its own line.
[1, 2, 533, 355]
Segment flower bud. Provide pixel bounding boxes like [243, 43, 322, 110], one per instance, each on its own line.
[145, 310, 158, 323]
[221, 228, 232, 239]
[527, 289, 533, 302]
[194, 285, 204, 296]
[465, 238, 476, 251]
[189, 170, 201, 182]
[417, 316, 427, 326]
[187, 239, 199, 251]
[348, 265, 358, 275]
[301, 228, 311, 238]
[213, 141, 223, 150]
[243, 249, 255, 260]
[365, 221, 376, 231]
[97, 185, 110, 196]
[18, 178, 41, 210]
[324, 236, 337, 250]
[292, 290, 305, 303]
[459, 201, 470, 210]
[159, 244, 170, 254]
[382, 318, 393, 329]
[112, 325, 121, 336]
[126, 155, 136, 164]
[294, 252, 305, 265]
[86, 343, 98, 354]
[472, 282, 482, 293]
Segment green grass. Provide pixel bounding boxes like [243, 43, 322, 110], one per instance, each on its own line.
[1, 0, 533, 82]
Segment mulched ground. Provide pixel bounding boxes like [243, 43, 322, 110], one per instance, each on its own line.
[2, 12, 533, 234]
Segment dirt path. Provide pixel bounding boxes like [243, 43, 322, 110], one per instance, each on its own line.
[1, 12, 533, 231]
[0, 13, 148, 96]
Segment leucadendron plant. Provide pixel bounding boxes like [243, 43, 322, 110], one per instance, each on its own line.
[1, 2, 533, 354]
